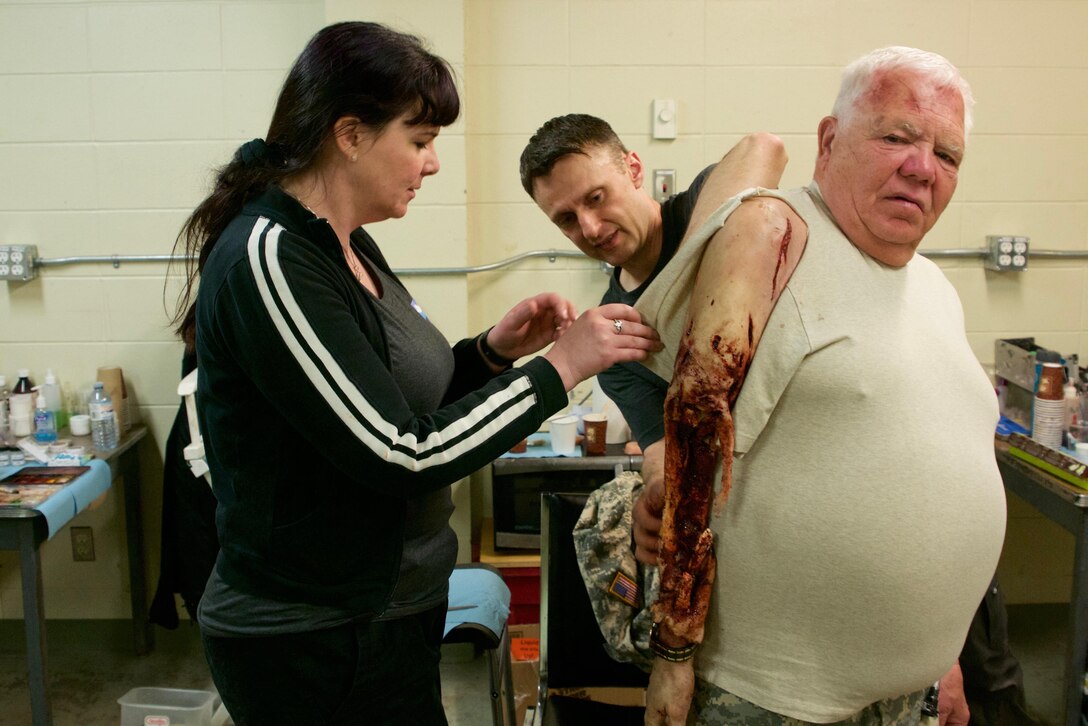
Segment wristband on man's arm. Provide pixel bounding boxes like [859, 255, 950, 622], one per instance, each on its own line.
[477, 327, 516, 368]
[649, 622, 698, 662]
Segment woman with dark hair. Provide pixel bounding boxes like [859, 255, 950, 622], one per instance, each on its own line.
[172, 22, 659, 725]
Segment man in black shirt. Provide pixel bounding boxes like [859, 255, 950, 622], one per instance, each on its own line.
[519, 114, 787, 474]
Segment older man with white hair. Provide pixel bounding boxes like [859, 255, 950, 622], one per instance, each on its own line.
[635, 46, 1005, 726]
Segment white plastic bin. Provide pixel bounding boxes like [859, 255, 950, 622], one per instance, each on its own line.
[117, 687, 216, 726]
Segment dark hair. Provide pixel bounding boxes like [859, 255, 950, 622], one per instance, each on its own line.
[519, 114, 628, 198]
[171, 21, 460, 351]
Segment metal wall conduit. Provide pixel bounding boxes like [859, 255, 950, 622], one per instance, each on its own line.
[29, 246, 1088, 276]
[34, 249, 592, 276]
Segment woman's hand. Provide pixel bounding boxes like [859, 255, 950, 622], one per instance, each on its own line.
[486, 293, 577, 362]
[543, 303, 662, 391]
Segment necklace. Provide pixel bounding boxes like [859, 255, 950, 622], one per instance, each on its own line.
[280, 184, 373, 292]
[345, 247, 381, 297]
[345, 249, 368, 282]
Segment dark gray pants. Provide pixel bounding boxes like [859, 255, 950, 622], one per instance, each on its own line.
[958, 578, 1037, 726]
[202, 603, 448, 726]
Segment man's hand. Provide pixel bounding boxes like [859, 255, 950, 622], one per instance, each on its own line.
[938, 663, 969, 726]
[634, 439, 665, 565]
[645, 658, 694, 726]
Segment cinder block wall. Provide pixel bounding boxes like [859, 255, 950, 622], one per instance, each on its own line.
[0, 0, 1083, 617]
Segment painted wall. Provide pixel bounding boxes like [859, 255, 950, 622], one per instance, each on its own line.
[0, 0, 1083, 618]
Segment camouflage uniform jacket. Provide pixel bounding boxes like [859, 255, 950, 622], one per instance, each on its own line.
[573, 470, 661, 670]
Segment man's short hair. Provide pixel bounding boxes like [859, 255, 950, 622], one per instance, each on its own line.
[519, 114, 629, 197]
[832, 46, 975, 137]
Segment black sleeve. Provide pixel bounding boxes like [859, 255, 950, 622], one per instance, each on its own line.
[443, 336, 498, 405]
[601, 165, 716, 449]
[204, 225, 568, 499]
[598, 362, 668, 450]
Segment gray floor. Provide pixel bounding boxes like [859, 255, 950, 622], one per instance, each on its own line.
[0, 621, 494, 726]
[0, 605, 1071, 725]
[1006, 603, 1067, 725]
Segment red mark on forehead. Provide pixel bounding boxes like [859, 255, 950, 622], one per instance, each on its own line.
[858, 69, 961, 121]
[860, 70, 922, 113]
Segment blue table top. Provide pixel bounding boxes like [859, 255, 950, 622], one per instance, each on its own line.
[499, 432, 583, 459]
[0, 460, 112, 538]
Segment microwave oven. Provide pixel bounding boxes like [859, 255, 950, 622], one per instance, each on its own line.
[490, 447, 642, 549]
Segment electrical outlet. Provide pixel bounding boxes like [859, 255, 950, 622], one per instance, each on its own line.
[985, 235, 1029, 272]
[652, 169, 676, 203]
[0, 244, 39, 281]
[71, 526, 95, 561]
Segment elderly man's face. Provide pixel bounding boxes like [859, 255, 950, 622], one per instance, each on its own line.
[815, 68, 965, 267]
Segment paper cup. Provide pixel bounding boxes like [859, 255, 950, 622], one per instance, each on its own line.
[1036, 363, 1065, 401]
[581, 413, 608, 456]
[550, 415, 579, 455]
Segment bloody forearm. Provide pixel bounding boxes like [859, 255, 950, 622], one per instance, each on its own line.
[652, 200, 805, 650]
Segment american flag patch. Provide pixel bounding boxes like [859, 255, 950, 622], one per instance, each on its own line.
[608, 571, 640, 608]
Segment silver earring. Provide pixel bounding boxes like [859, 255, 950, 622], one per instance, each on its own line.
[351, 153, 358, 162]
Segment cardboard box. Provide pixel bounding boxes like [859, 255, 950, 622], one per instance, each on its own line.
[509, 624, 539, 726]
[549, 686, 646, 707]
[507, 623, 644, 722]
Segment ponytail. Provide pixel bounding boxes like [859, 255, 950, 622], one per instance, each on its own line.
[170, 139, 289, 352]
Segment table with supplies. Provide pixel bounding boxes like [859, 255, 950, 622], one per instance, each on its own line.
[0, 424, 150, 726]
[996, 438, 1088, 726]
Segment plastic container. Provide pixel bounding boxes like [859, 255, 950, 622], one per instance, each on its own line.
[88, 381, 119, 450]
[69, 413, 91, 437]
[39, 369, 67, 431]
[117, 687, 217, 726]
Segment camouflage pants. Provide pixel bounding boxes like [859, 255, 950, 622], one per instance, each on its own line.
[690, 678, 926, 726]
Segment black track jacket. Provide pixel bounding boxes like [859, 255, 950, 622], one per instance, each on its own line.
[195, 187, 566, 614]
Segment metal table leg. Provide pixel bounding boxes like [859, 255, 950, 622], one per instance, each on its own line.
[120, 445, 153, 655]
[18, 521, 52, 726]
[1065, 517, 1088, 726]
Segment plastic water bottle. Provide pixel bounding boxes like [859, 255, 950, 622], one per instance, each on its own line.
[88, 382, 119, 450]
[0, 375, 10, 443]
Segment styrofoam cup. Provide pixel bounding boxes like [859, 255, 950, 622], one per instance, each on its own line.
[550, 415, 579, 455]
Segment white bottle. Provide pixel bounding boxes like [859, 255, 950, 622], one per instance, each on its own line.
[88, 381, 119, 450]
[10, 369, 35, 437]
